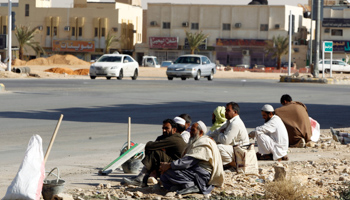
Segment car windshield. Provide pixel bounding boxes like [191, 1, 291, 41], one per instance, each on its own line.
[154, 58, 159, 65]
[174, 56, 200, 64]
[97, 56, 122, 63]
[161, 61, 172, 67]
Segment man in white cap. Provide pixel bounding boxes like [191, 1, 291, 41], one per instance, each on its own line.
[207, 102, 249, 166]
[249, 104, 289, 161]
[159, 121, 224, 195]
[174, 116, 190, 143]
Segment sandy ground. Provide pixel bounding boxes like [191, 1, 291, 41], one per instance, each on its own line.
[1, 65, 350, 199]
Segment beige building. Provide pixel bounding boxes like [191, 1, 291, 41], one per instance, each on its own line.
[0, 0, 143, 61]
[136, 3, 313, 68]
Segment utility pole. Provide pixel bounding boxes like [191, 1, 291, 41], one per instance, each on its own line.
[7, 0, 12, 72]
[309, 0, 313, 69]
[314, 0, 321, 78]
[288, 10, 292, 76]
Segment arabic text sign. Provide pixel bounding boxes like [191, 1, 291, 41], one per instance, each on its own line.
[53, 40, 95, 52]
[330, 40, 350, 52]
[216, 39, 268, 47]
[323, 41, 333, 53]
[149, 37, 178, 49]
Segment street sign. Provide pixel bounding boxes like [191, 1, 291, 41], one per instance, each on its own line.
[324, 41, 333, 52]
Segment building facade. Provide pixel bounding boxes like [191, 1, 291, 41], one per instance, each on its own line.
[136, 3, 312, 68]
[0, 0, 143, 61]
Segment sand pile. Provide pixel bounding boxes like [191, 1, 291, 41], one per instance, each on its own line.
[13, 54, 90, 66]
[45, 68, 89, 75]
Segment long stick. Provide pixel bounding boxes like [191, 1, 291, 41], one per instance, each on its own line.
[44, 114, 64, 163]
[128, 117, 131, 149]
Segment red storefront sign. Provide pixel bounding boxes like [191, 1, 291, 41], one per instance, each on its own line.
[53, 40, 95, 52]
[149, 37, 178, 49]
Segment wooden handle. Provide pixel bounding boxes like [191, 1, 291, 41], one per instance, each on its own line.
[128, 117, 131, 149]
[44, 114, 64, 164]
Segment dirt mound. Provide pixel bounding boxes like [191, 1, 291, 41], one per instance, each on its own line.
[45, 67, 75, 75]
[12, 59, 26, 66]
[46, 54, 90, 65]
[26, 57, 49, 65]
[73, 69, 89, 75]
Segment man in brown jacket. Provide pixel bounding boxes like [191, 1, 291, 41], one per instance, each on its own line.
[275, 94, 312, 148]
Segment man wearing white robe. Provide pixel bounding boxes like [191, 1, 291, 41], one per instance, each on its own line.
[250, 104, 289, 161]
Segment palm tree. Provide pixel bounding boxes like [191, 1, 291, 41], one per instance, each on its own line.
[104, 30, 120, 53]
[15, 25, 45, 60]
[185, 30, 209, 54]
[265, 35, 289, 69]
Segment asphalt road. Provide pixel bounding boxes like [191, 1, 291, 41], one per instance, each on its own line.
[0, 78, 349, 194]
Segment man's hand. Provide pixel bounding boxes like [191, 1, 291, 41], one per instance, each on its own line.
[249, 131, 257, 139]
[159, 162, 171, 175]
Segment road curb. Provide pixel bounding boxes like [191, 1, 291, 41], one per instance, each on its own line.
[0, 83, 5, 92]
[280, 76, 350, 84]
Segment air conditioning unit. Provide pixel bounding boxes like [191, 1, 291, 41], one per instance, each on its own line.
[150, 21, 157, 26]
[182, 22, 188, 27]
[275, 24, 280, 29]
[242, 50, 249, 56]
[324, 28, 330, 33]
[235, 23, 242, 28]
[112, 27, 118, 32]
[37, 26, 43, 31]
[64, 26, 70, 31]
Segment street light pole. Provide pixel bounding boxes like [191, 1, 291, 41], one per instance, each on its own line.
[7, 0, 12, 72]
[288, 10, 292, 76]
[314, 0, 321, 78]
[309, 0, 313, 69]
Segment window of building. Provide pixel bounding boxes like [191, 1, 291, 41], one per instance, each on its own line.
[94, 28, 98, 37]
[331, 29, 343, 36]
[72, 27, 76, 36]
[25, 4, 29, 17]
[3, 26, 6, 34]
[260, 24, 268, 31]
[53, 27, 57, 36]
[162, 22, 170, 29]
[222, 23, 231, 31]
[78, 27, 82, 37]
[101, 28, 106, 37]
[46, 26, 50, 36]
[191, 23, 199, 30]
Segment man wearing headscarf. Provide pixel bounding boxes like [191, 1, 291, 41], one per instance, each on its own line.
[207, 106, 227, 135]
[275, 94, 312, 148]
[249, 104, 289, 161]
[159, 121, 224, 195]
[207, 102, 249, 165]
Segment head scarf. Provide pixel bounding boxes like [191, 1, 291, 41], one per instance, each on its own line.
[210, 106, 227, 131]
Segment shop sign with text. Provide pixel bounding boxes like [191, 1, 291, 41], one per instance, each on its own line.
[53, 40, 95, 52]
[149, 37, 178, 49]
[216, 39, 268, 47]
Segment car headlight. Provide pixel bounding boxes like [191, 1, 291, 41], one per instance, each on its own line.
[111, 66, 117, 69]
[186, 68, 195, 71]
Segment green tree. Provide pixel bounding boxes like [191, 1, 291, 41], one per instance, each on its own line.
[185, 30, 209, 54]
[15, 25, 45, 60]
[104, 30, 120, 53]
[265, 35, 289, 69]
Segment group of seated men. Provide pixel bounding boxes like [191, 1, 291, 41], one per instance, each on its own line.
[123, 94, 313, 195]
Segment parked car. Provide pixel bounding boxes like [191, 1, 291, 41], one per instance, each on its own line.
[251, 64, 266, 71]
[142, 56, 160, 68]
[166, 55, 216, 81]
[236, 64, 250, 69]
[89, 53, 139, 80]
[317, 59, 350, 73]
[161, 61, 173, 68]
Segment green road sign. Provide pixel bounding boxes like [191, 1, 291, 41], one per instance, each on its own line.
[324, 41, 333, 52]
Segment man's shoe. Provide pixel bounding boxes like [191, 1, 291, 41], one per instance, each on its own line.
[176, 185, 200, 195]
[122, 177, 142, 187]
[296, 138, 306, 148]
[256, 152, 273, 160]
[277, 155, 289, 161]
[330, 127, 340, 142]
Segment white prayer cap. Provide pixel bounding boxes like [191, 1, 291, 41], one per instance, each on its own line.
[174, 116, 186, 125]
[261, 104, 274, 112]
[196, 120, 207, 134]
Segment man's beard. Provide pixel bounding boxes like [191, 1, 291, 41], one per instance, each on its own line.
[212, 118, 215, 125]
[265, 116, 271, 123]
[189, 131, 201, 144]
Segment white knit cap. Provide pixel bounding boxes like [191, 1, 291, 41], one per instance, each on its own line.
[261, 104, 274, 112]
[196, 120, 207, 134]
[174, 116, 186, 125]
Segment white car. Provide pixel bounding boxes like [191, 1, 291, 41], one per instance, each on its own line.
[166, 55, 216, 81]
[317, 59, 350, 73]
[89, 54, 139, 80]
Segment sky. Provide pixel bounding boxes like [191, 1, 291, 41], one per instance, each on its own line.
[0, 0, 310, 9]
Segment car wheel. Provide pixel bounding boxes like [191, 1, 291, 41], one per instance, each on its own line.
[132, 69, 138, 80]
[167, 76, 173, 80]
[181, 77, 186, 81]
[117, 69, 123, 80]
[90, 76, 96, 79]
[106, 77, 111, 80]
[325, 69, 330, 74]
[207, 70, 214, 81]
[194, 70, 201, 81]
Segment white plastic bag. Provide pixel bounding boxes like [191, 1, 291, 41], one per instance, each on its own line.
[309, 117, 320, 142]
[3, 135, 45, 200]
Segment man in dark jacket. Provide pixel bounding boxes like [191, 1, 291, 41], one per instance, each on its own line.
[123, 119, 187, 186]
